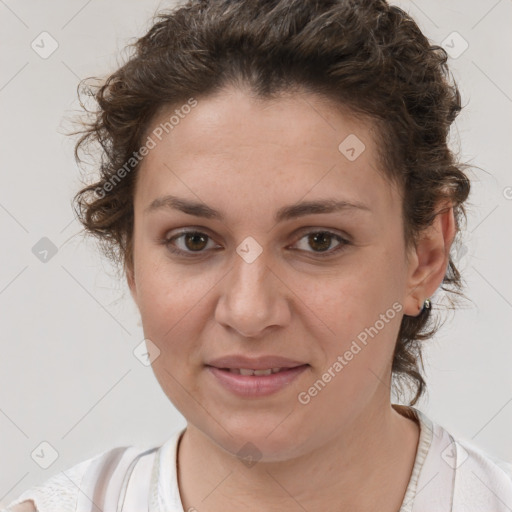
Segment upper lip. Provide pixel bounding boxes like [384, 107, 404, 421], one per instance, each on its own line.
[206, 355, 308, 370]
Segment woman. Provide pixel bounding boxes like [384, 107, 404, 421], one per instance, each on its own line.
[4, 0, 512, 511]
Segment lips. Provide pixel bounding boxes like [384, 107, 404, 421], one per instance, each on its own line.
[205, 355, 309, 397]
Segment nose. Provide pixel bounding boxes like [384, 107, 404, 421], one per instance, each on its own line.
[214, 247, 291, 339]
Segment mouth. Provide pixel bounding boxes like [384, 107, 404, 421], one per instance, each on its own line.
[205, 364, 310, 397]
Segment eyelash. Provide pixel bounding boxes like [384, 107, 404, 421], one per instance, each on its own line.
[160, 229, 351, 259]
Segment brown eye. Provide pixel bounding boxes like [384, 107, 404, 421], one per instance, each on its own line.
[307, 232, 333, 252]
[163, 230, 218, 256]
[182, 232, 209, 251]
[292, 230, 350, 258]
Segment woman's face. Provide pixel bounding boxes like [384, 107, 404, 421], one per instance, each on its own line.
[128, 86, 425, 460]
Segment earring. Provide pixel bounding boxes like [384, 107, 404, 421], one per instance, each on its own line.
[420, 298, 431, 313]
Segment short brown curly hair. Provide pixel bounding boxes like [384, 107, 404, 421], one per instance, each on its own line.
[71, 0, 471, 406]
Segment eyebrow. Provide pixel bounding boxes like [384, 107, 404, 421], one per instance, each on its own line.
[144, 194, 372, 222]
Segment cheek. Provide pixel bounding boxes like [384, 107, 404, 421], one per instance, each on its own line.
[138, 271, 210, 334]
[136, 268, 209, 395]
[302, 260, 391, 331]
[299, 276, 402, 418]
[303, 253, 404, 371]
[134, 273, 229, 387]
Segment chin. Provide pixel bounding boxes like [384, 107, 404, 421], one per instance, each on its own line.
[195, 414, 317, 464]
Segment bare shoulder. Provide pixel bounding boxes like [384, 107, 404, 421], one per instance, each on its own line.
[9, 501, 37, 512]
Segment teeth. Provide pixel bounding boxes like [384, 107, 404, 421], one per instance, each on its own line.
[229, 368, 283, 375]
[253, 369, 272, 376]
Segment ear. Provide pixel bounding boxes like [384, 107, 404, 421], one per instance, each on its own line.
[126, 263, 138, 306]
[403, 201, 456, 316]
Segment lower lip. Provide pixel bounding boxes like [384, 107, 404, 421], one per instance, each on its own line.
[206, 365, 309, 398]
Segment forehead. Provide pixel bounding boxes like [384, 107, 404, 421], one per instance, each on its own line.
[145, 87, 372, 159]
[135, 87, 399, 217]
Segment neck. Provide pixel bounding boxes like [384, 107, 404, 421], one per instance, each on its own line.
[177, 401, 420, 512]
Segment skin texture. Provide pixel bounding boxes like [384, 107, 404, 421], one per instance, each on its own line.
[127, 86, 456, 512]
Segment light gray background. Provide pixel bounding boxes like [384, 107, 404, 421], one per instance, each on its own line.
[1, 0, 511, 505]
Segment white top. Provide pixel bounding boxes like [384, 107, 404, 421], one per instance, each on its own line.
[2, 405, 512, 511]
